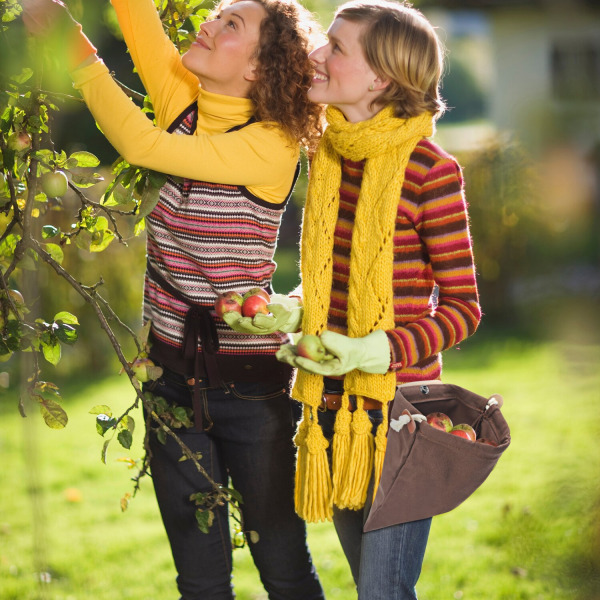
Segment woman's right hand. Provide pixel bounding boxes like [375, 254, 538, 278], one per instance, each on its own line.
[22, 0, 98, 70]
[22, 0, 77, 37]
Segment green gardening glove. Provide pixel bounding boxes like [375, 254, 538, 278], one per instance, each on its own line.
[290, 330, 391, 376]
[222, 294, 303, 335]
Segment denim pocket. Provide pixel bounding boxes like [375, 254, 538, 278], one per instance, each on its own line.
[227, 381, 288, 402]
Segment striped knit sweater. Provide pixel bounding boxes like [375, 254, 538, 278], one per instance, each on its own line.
[328, 138, 480, 382]
[145, 104, 295, 378]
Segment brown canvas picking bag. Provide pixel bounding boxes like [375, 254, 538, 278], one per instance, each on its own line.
[364, 380, 511, 532]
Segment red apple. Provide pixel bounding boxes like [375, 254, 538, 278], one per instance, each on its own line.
[426, 412, 453, 432]
[449, 423, 476, 441]
[242, 287, 270, 303]
[8, 131, 32, 152]
[476, 437, 499, 447]
[296, 334, 328, 362]
[242, 294, 269, 317]
[41, 170, 68, 197]
[214, 291, 243, 318]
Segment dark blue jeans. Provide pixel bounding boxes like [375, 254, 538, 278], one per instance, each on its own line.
[319, 407, 431, 600]
[144, 367, 324, 600]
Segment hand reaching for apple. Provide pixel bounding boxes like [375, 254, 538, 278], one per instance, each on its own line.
[22, 0, 98, 70]
[22, 0, 74, 37]
[275, 330, 392, 376]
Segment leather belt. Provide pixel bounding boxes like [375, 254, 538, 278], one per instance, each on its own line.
[321, 393, 382, 411]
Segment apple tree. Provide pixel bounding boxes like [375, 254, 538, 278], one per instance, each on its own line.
[0, 0, 251, 541]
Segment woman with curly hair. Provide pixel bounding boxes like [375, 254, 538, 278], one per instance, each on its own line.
[22, 0, 325, 598]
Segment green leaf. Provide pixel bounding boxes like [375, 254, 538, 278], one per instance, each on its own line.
[55, 323, 78, 344]
[45, 243, 64, 264]
[117, 429, 133, 449]
[96, 413, 118, 436]
[133, 218, 146, 236]
[89, 228, 115, 253]
[101, 439, 110, 464]
[120, 415, 135, 433]
[74, 228, 93, 251]
[148, 170, 168, 188]
[157, 428, 167, 445]
[172, 406, 189, 423]
[68, 151, 100, 167]
[42, 225, 59, 239]
[89, 405, 112, 416]
[10, 68, 33, 84]
[195, 509, 214, 534]
[36, 396, 68, 429]
[54, 312, 79, 326]
[136, 183, 160, 222]
[112, 183, 135, 205]
[248, 530, 260, 544]
[69, 172, 104, 188]
[41, 339, 61, 365]
[223, 486, 244, 505]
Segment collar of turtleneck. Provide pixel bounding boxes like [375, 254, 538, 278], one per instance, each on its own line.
[196, 87, 254, 135]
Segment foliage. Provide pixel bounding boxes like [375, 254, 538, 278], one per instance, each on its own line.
[0, 0, 252, 543]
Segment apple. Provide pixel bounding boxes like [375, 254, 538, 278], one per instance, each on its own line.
[476, 437, 499, 447]
[0, 351, 13, 363]
[214, 291, 243, 318]
[296, 334, 328, 362]
[426, 412, 453, 432]
[4, 289, 25, 317]
[8, 131, 32, 152]
[242, 293, 269, 317]
[7, 289, 25, 309]
[131, 356, 155, 382]
[41, 170, 69, 197]
[449, 423, 477, 441]
[242, 287, 270, 303]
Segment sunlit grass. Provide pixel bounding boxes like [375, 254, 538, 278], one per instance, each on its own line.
[0, 338, 598, 599]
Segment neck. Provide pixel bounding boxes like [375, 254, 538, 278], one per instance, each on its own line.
[335, 101, 384, 123]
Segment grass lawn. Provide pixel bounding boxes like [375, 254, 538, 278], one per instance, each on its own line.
[0, 337, 599, 599]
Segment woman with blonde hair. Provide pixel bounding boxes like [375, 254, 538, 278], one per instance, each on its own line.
[277, 1, 481, 598]
[22, 0, 325, 598]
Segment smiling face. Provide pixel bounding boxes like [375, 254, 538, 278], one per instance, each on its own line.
[308, 17, 387, 123]
[182, 0, 267, 98]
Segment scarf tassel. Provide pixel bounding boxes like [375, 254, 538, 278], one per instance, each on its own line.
[337, 399, 374, 510]
[331, 392, 352, 506]
[372, 402, 389, 497]
[294, 405, 333, 522]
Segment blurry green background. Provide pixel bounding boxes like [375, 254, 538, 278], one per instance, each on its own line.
[1, 0, 599, 598]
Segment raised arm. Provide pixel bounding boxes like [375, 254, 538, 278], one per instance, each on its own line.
[110, 0, 199, 129]
[72, 60, 298, 202]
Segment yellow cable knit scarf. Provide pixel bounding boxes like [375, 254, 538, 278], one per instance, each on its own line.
[292, 105, 433, 522]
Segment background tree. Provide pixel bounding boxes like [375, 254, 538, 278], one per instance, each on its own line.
[0, 0, 251, 539]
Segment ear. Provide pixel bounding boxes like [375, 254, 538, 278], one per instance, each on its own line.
[243, 58, 259, 83]
[371, 76, 390, 92]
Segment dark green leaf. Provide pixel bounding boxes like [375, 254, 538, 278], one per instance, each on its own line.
[117, 429, 133, 449]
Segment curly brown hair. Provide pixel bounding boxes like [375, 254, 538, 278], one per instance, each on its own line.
[217, 0, 325, 151]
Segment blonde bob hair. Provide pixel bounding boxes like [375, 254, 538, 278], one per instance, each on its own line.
[335, 0, 446, 120]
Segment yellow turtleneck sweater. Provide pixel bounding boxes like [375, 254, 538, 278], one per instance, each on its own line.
[70, 0, 299, 204]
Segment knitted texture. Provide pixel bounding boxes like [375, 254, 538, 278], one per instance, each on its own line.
[292, 106, 434, 522]
[144, 105, 290, 356]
